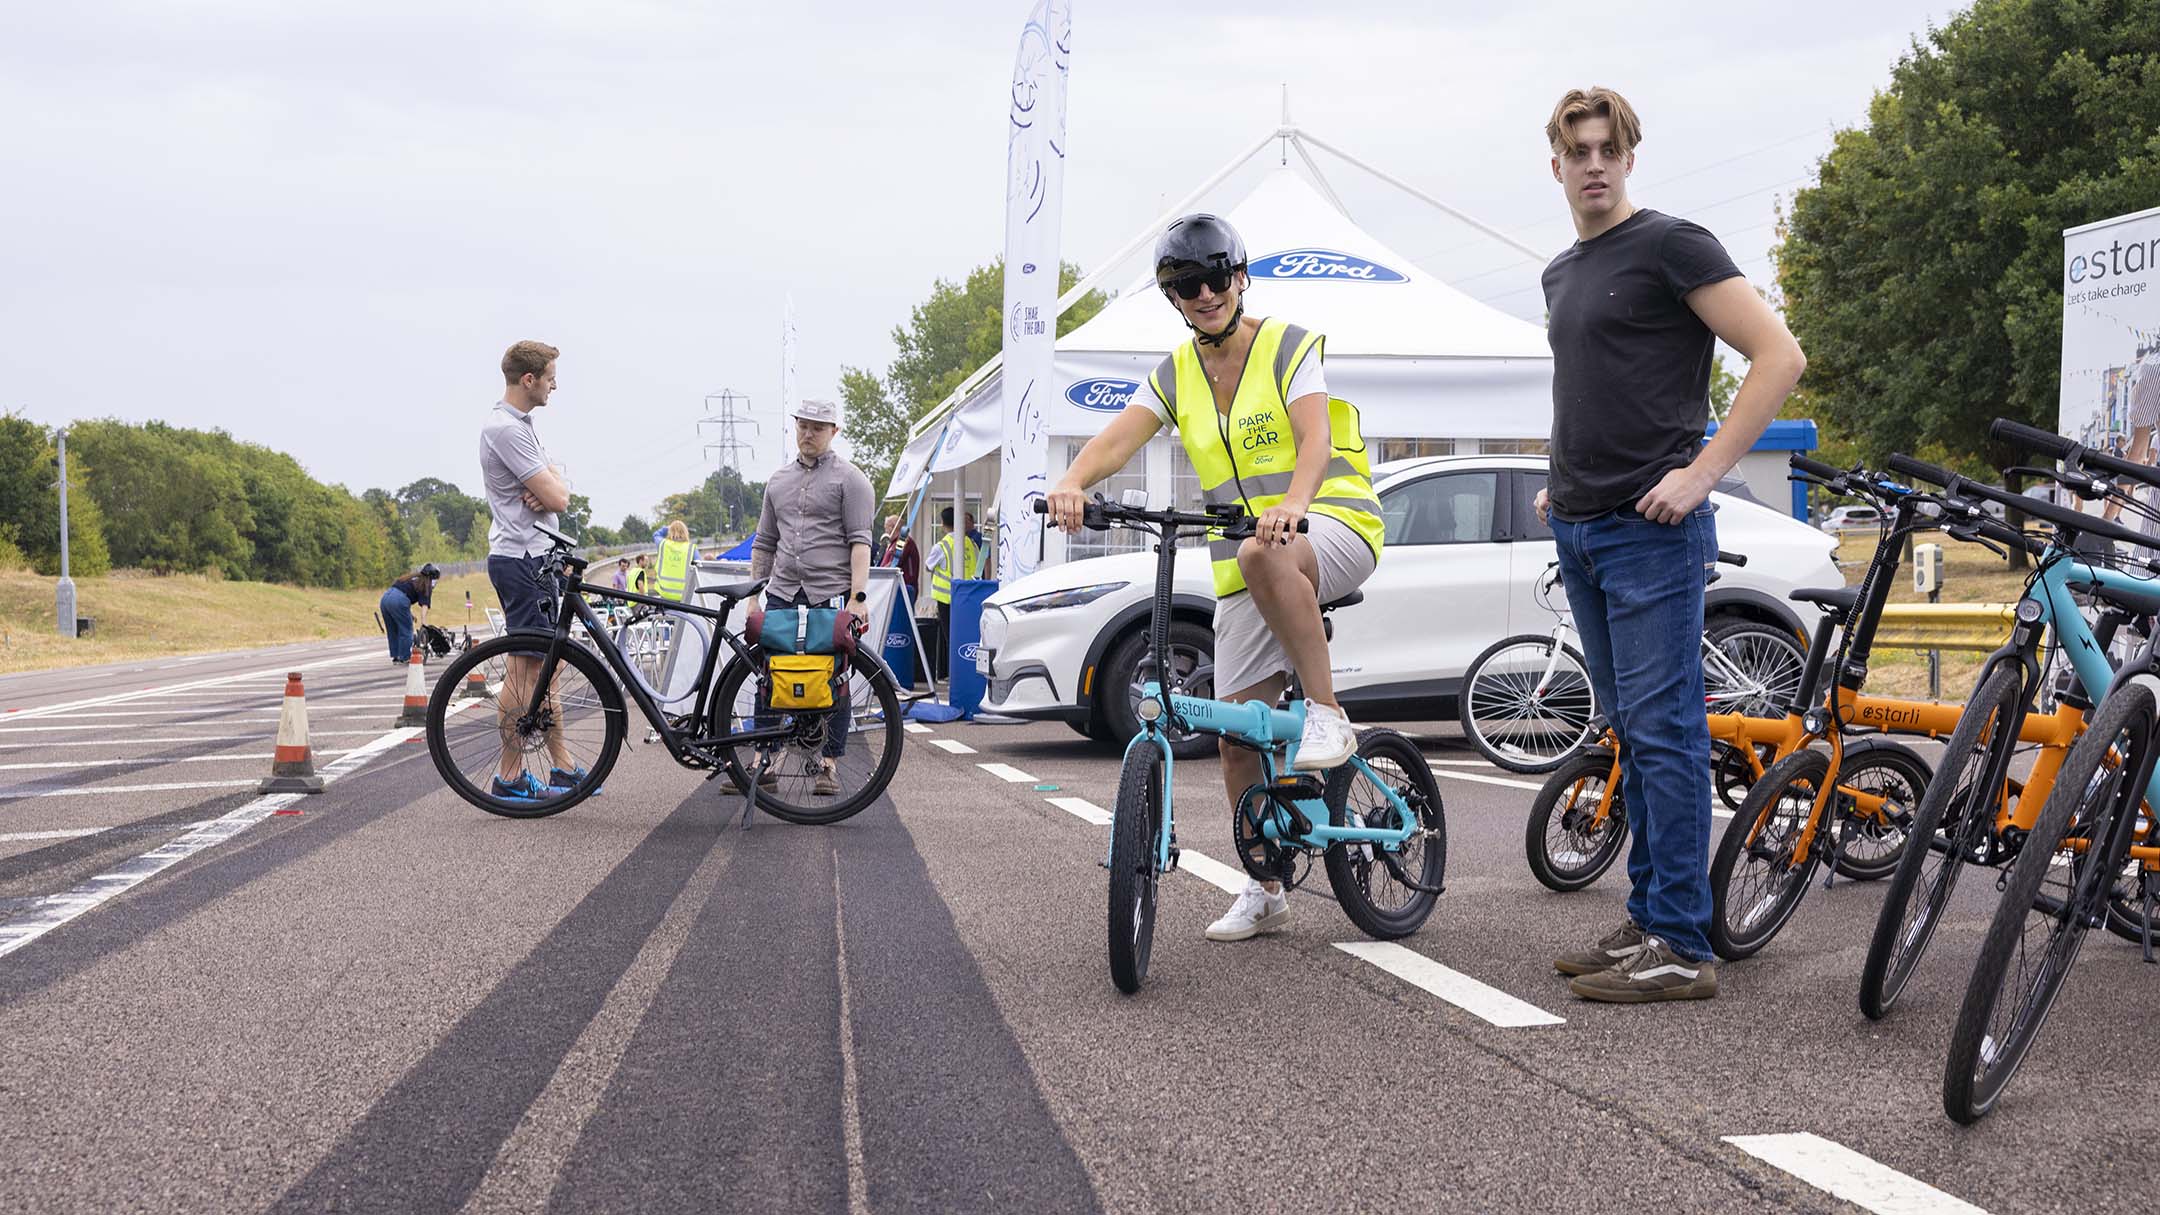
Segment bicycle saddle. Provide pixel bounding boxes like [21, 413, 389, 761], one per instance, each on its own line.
[708, 576, 769, 602]
[1320, 590, 1365, 612]
[1787, 586, 1859, 616]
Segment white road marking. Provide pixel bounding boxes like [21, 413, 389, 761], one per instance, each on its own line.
[1, 780, 262, 799]
[1175, 849, 1250, 895]
[1430, 759, 1509, 767]
[1722, 1133, 1988, 1214]
[1046, 796, 1112, 825]
[2, 650, 378, 720]
[0, 716, 442, 961]
[930, 739, 976, 755]
[1431, 769, 1546, 792]
[902, 722, 932, 735]
[978, 762, 1037, 783]
[13, 709, 394, 720]
[0, 750, 355, 771]
[1332, 941, 1567, 1028]
[0, 724, 385, 736]
[0, 821, 215, 844]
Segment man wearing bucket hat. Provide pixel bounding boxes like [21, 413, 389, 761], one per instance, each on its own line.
[749, 397, 876, 797]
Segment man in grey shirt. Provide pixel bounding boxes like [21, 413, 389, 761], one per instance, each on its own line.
[750, 397, 875, 796]
[477, 339, 575, 804]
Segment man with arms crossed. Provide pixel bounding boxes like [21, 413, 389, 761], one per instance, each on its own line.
[750, 398, 875, 798]
[479, 339, 576, 803]
[1537, 88, 1806, 1002]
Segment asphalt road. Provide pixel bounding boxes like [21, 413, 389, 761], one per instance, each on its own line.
[0, 639, 2146, 1213]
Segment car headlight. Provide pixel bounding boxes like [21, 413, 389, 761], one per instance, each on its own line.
[1006, 581, 1129, 613]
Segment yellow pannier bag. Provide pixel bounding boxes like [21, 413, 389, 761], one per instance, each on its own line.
[769, 653, 838, 711]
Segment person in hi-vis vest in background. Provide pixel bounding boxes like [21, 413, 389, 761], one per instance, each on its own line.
[1045, 213, 1384, 945]
[655, 519, 696, 601]
[923, 506, 978, 681]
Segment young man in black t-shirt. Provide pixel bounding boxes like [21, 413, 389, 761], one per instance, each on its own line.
[1535, 87, 1808, 1003]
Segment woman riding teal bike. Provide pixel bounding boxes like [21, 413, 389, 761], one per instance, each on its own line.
[1045, 213, 1387, 944]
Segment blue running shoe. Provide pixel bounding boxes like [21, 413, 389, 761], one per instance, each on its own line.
[549, 766, 600, 796]
[491, 772, 559, 802]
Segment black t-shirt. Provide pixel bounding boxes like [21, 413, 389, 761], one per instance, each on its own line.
[1541, 209, 1742, 520]
[392, 577, 433, 608]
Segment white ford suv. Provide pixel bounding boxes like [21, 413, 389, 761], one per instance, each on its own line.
[976, 454, 1842, 756]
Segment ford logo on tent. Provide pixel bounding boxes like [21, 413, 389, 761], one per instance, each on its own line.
[1065, 378, 1141, 413]
[1248, 249, 1408, 283]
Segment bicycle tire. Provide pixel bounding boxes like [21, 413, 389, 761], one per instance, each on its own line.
[1523, 747, 1627, 892]
[1708, 748, 1831, 960]
[425, 632, 625, 819]
[1825, 739, 1929, 882]
[1458, 635, 1597, 774]
[1108, 743, 1165, 994]
[710, 646, 904, 826]
[1703, 619, 1809, 720]
[1324, 728, 1447, 938]
[1944, 677, 2156, 1124]
[1860, 663, 2021, 1020]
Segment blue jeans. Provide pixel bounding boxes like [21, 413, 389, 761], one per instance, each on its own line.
[1551, 504, 1718, 961]
[380, 589, 413, 662]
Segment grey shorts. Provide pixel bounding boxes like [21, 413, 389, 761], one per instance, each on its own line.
[1212, 513, 1377, 697]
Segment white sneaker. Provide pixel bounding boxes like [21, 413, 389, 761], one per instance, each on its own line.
[1204, 881, 1290, 941]
[1292, 700, 1358, 772]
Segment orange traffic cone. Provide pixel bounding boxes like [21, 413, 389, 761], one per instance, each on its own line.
[458, 643, 492, 701]
[260, 671, 325, 794]
[396, 646, 429, 727]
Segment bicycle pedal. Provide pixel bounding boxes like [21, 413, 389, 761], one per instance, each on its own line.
[1166, 846, 1181, 873]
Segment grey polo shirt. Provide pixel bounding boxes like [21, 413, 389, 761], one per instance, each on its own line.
[478, 401, 558, 558]
[751, 450, 875, 601]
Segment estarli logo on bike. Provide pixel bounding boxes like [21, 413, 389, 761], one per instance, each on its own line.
[1065, 378, 1140, 413]
[1247, 249, 1408, 283]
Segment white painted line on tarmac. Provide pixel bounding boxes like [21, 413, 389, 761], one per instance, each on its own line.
[1430, 759, 1508, 767]
[0, 724, 385, 736]
[1722, 1133, 1987, 1214]
[2, 650, 378, 720]
[0, 713, 445, 961]
[1046, 796, 1112, 825]
[0, 750, 356, 771]
[1430, 769, 1545, 792]
[1333, 941, 1567, 1028]
[0, 821, 216, 844]
[14, 709, 395, 721]
[930, 739, 977, 755]
[1175, 849, 1250, 895]
[902, 722, 932, 734]
[1, 779, 262, 799]
[978, 762, 1037, 783]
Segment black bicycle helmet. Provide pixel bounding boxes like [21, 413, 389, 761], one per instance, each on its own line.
[1154, 213, 1249, 345]
[420, 562, 441, 578]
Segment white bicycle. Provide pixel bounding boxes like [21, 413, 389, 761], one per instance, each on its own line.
[1458, 554, 1810, 774]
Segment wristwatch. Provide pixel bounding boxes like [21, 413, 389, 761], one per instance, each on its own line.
[849, 591, 868, 606]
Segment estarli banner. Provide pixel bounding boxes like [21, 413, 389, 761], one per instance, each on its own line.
[2058, 206, 2160, 462]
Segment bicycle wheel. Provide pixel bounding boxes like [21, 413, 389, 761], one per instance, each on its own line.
[1324, 728, 1447, 938]
[1944, 679, 2155, 1124]
[710, 645, 904, 826]
[1458, 635, 1597, 773]
[1702, 619, 1809, 719]
[425, 632, 625, 819]
[1860, 664, 2021, 1020]
[1523, 748, 1628, 892]
[1108, 743, 1165, 994]
[1709, 748, 1830, 960]
[1825, 739, 1928, 882]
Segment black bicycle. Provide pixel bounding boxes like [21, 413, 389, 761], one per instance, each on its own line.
[422, 524, 904, 824]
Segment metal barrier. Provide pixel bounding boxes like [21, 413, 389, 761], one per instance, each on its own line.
[1872, 603, 2016, 652]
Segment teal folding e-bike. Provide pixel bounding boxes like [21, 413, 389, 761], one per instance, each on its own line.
[1039, 497, 1447, 994]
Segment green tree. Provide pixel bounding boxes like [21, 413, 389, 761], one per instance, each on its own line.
[839, 366, 909, 501]
[1776, 0, 2160, 467]
[564, 492, 594, 539]
[69, 420, 253, 576]
[883, 258, 1109, 417]
[619, 513, 651, 539]
[0, 415, 111, 576]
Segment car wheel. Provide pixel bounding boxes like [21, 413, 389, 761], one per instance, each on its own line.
[1098, 621, 1216, 759]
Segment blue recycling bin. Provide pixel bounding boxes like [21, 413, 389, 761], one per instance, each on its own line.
[947, 579, 996, 718]
[881, 587, 919, 688]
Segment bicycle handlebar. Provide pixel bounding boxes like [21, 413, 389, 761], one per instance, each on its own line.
[1887, 452, 2160, 554]
[1033, 496, 1307, 539]
[1788, 454, 1846, 482]
[1990, 416, 2160, 493]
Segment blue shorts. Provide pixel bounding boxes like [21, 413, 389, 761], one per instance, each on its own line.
[488, 555, 556, 632]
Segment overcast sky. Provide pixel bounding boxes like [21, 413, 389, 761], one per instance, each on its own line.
[0, 0, 1963, 527]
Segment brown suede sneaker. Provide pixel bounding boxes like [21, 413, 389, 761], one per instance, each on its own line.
[1553, 920, 1647, 977]
[1569, 936, 1718, 1003]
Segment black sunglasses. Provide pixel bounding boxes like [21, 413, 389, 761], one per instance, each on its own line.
[1165, 266, 1239, 301]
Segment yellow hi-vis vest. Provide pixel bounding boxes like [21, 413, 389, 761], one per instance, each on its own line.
[1149, 318, 1384, 598]
[930, 531, 977, 605]
[655, 539, 693, 600]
